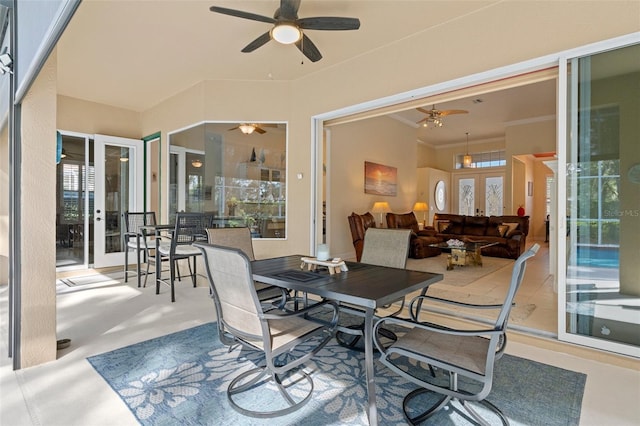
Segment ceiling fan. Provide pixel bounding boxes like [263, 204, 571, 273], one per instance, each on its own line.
[228, 123, 278, 135]
[209, 0, 360, 63]
[416, 105, 468, 128]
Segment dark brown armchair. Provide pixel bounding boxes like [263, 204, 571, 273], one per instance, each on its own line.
[347, 212, 376, 261]
[386, 212, 441, 259]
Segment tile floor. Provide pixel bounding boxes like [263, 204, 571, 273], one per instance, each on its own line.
[1, 245, 638, 425]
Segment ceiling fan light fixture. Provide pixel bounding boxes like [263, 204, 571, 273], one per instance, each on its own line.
[239, 124, 255, 134]
[271, 23, 302, 44]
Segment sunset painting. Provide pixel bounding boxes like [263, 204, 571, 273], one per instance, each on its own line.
[364, 161, 397, 196]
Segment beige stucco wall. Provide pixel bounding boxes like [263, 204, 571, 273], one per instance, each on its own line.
[57, 95, 141, 138]
[20, 53, 58, 367]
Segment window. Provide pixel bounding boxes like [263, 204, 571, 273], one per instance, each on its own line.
[456, 150, 506, 169]
[168, 122, 287, 239]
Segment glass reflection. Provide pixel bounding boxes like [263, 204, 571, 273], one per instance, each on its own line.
[168, 122, 287, 239]
[566, 44, 639, 350]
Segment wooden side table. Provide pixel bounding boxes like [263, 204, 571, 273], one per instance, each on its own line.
[300, 257, 349, 274]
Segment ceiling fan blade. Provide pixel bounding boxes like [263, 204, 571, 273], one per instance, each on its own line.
[254, 126, 267, 134]
[297, 17, 360, 31]
[260, 123, 279, 128]
[439, 109, 468, 116]
[228, 125, 240, 131]
[279, 0, 301, 20]
[209, 6, 276, 24]
[416, 107, 432, 115]
[416, 118, 428, 124]
[295, 34, 322, 62]
[241, 32, 272, 53]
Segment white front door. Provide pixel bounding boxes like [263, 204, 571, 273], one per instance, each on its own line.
[93, 134, 144, 268]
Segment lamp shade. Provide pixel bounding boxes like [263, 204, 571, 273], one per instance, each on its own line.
[413, 202, 428, 212]
[371, 201, 391, 213]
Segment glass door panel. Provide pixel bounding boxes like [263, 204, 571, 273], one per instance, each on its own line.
[485, 176, 504, 216]
[563, 43, 640, 357]
[56, 134, 92, 269]
[458, 178, 475, 216]
[94, 135, 144, 268]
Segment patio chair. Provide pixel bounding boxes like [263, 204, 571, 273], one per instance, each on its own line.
[157, 212, 206, 302]
[373, 244, 540, 425]
[123, 211, 156, 288]
[194, 243, 339, 418]
[206, 227, 288, 307]
[335, 227, 411, 350]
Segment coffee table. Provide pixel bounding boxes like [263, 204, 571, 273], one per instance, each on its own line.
[430, 240, 499, 270]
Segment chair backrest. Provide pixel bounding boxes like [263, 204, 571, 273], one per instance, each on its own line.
[495, 243, 540, 330]
[124, 211, 156, 234]
[196, 243, 264, 339]
[206, 227, 255, 261]
[361, 228, 411, 269]
[386, 212, 420, 233]
[172, 213, 207, 251]
[347, 212, 376, 261]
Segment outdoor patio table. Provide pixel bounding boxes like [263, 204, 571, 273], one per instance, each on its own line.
[250, 255, 443, 425]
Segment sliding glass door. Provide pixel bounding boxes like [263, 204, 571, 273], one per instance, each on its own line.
[561, 42, 640, 357]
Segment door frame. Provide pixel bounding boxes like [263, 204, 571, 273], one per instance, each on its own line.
[93, 134, 144, 268]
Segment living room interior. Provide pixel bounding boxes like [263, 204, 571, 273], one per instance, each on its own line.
[2, 3, 639, 423]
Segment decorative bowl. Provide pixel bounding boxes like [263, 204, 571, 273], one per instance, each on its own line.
[446, 239, 465, 247]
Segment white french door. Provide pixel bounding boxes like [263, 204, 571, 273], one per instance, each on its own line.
[453, 172, 505, 216]
[93, 134, 144, 268]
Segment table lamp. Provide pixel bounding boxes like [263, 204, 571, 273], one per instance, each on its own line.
[371, 201, 391, 227]
[413, 202, 428, 227]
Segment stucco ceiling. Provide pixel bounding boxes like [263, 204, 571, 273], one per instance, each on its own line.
[56, 0, 559, 147]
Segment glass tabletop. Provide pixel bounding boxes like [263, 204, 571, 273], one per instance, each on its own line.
[429, 240, 498, 251]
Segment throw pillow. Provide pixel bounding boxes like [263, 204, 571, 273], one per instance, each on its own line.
[502, 222, 519, 237]
[497, 224, 509, 237]
[436, 220, 451, 233]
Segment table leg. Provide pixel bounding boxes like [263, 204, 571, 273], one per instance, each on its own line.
[364, 308, 378, 425]
[155, 235, 161, 295]
[136, 236, 142, 288]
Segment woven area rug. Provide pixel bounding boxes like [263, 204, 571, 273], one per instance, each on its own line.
[88, 322, 585, 426]
[406, 254, 512, 287]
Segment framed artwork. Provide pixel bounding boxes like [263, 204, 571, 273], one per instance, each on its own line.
[435, 180, 446, 211]
[364, 161, 397, 196]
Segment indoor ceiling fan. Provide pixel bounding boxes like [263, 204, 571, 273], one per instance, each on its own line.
[416, 105, 468, 128]
[228, 123, 278, 135]
[209, 0, 360, 63]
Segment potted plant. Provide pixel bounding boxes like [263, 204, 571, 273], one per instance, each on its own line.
[227, 197, 238, 216]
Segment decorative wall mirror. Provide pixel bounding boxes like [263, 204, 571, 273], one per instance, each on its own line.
[435, 180, 446, 211]
[167, 122, 287, 239]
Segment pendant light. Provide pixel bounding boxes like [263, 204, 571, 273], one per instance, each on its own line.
[463, 132, 472, 168]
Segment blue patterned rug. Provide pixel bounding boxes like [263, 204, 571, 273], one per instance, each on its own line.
[87, 322, 585, 425]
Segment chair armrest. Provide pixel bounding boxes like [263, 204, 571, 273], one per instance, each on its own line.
[262, 299, 339, 328]
[373, 316, 503, 353]
[417, 228, 437, 237]
[409, 295, 512, 322]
